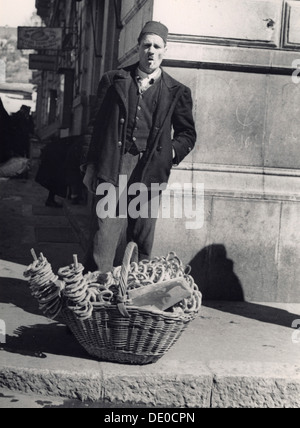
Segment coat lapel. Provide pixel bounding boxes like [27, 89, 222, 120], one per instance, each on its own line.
[150, 69, 182, 144]
[113, 69, 133, 109]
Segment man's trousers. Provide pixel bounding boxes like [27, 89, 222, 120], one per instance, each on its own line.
[84, 150, 160, 272]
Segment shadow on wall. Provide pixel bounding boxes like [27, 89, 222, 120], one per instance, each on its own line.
[189, 244, 244, 301]
[189, 244, 300, 328]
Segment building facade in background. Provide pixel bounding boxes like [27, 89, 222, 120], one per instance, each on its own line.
[32, 0, 300, 303]
[0, 26, 35, 113]
[33, 0, 120, 141]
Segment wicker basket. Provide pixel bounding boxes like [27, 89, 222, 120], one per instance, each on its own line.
[61, 242, 200, 365]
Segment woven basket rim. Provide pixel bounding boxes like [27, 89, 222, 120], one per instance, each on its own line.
[62, 299, 198, 323]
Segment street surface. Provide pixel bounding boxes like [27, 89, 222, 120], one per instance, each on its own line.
[0, 148, 300, 408]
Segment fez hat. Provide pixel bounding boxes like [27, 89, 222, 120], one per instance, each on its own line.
[138, 21, 169, 44]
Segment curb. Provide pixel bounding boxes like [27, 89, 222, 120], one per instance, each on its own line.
[1, 361, 300, 407]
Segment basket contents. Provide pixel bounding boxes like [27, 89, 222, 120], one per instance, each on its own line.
[23, 243, 202, 365]
[56, 256, 117, 321]
[124, 252, 202, 315]
[23, 249, 63, 320]
[127, 277, 193, 312]
[57, 255, 93, 321]
[24, 247, 202, 320]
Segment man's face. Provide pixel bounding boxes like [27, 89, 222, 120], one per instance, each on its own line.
[138, 34, 167, 74]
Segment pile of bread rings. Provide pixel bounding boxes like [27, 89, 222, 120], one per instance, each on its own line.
[57, 258, 115, 321]
[24, 249, 201, 322]
[23, 250, 63, 320]
[125, 252, 202, 315]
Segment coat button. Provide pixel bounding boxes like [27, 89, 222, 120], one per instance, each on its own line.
[120, 118, 125, 124]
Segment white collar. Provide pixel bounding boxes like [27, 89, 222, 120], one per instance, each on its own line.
[136, 67, 162, 82]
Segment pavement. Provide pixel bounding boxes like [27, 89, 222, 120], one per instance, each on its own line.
[0, 141, 300, 408]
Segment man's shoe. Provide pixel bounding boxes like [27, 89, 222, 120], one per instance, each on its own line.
[45, 200, 63, 208]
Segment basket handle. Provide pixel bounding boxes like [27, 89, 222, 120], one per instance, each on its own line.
[117, 241, 139, 317]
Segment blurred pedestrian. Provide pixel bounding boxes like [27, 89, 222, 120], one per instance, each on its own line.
[10, 105, 34, 158]
[35, 137, 68, 208]
[0, 97, 13, 163]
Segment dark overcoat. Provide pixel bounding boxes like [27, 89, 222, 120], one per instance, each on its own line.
[85, 63, 197, 187]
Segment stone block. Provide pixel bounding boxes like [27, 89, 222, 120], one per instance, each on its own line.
[277, 203, 300, 302]
[166, 43, 274, 69]
[191, 69, 267, 167]
[153, 0, 282, 47]
[0, 368, 102, 401]
[262, 173, 300, 199]
[152, 184, 211, 268]
[209, 361, 300, 408]
[263, 74, 300, 169]
[99, 360, 212, 408]
[284, 1, 300, 47]
[191, 167, 265, 197]
[206, 197, 281, 302]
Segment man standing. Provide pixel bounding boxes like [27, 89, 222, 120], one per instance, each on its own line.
[83, 21, 196, 272]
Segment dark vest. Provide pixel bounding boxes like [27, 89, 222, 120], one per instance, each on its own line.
[126, 77, 161, 153]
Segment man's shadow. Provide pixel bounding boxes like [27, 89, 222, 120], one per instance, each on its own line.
[189, 244, 244, 301]
[189, 244, 300, 328]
